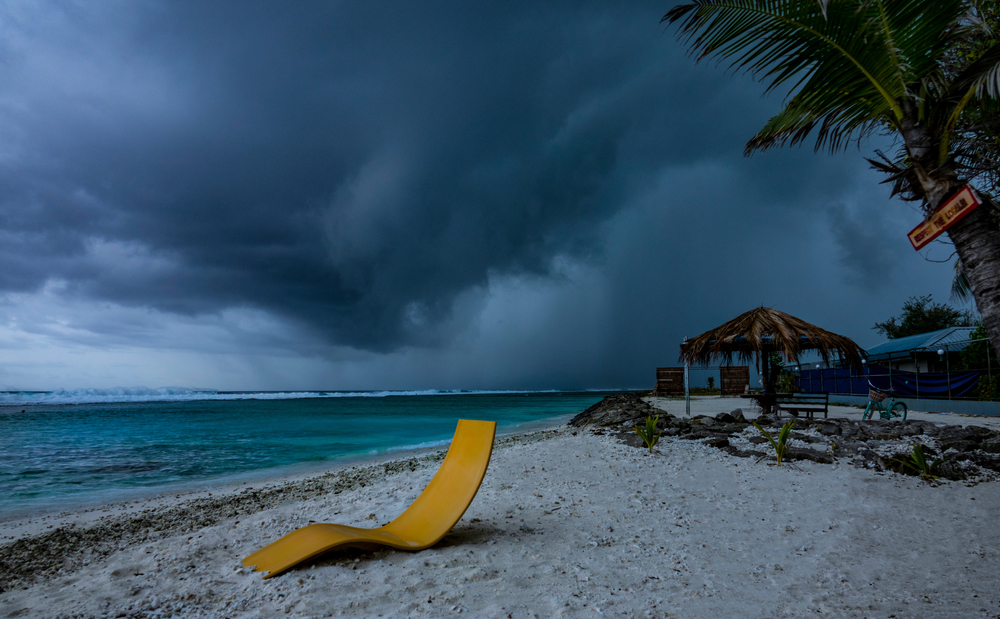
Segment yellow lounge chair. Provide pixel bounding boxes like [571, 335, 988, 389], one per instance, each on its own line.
[242, 418, 497, 579]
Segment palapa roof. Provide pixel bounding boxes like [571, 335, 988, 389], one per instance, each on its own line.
[678, 307, 866, 369]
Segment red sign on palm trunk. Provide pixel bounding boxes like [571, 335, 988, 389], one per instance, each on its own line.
[908, 185, 981, 251]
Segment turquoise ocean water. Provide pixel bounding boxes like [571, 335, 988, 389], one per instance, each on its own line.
[0, 389, 613, 519]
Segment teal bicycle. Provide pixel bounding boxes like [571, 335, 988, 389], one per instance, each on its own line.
[862, 381, 908, 421]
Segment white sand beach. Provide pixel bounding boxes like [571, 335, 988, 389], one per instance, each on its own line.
[2, 398, 999, 618]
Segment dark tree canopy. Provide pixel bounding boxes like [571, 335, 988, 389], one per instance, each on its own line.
[873, 295, 977, 339]
[960, 323, 999, 369]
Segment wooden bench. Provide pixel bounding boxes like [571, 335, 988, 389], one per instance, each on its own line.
[774, 392, 829, 419]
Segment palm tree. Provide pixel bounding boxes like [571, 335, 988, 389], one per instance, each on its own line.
[663, 0, 1000, 359]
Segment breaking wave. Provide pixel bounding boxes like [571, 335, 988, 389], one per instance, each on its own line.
[0, 387, 561, 406]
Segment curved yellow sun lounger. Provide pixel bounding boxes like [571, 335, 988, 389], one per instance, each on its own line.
[242, 418, 497, 579]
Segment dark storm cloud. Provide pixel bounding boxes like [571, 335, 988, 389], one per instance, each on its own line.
[0, 0, 906, 356]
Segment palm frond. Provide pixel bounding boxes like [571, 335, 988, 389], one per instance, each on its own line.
[939, 43, 1000, 162]
[951, 257, 974, 303]
[865, 149, 923, 200]
[663, 0, 969, 154]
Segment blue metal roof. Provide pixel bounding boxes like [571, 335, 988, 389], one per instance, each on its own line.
[866, 327, 976, 357]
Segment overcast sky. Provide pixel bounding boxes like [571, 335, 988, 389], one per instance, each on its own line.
[0, 0, 961, 391]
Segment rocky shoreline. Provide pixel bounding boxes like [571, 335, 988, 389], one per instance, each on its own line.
[571, 393, 1000, 483]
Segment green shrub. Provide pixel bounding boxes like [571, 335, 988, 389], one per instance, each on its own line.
[977, 375, 1000, 401]
[896, 443, 943, 482]
[634, 415, 663, 453]
[753, 420, 794, 466]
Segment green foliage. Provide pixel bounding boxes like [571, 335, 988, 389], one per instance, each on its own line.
[752, 420, 794, 466]
[873, 295, 976, 339]
[764, 351, 788, 392]
[895, 443, 943, 482]
[977, 374, 1000, 400]
[941, 0, 1000, 197]
[634, 415, 663, 454]
[706, 376, 715, 390]
[778, 371, 797, 393]
[663, 0, 993, 156]
[960, 324, 999, 368]
[688, 387, 720, 396]
[957, 324, 1000, 399]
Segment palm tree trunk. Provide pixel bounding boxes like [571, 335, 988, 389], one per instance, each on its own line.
[946, 205, 1000, 361]
[901, 120, 1000, 360]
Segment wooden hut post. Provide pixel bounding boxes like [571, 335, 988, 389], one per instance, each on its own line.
[683, 337, 690, 417]
[759, 350, 772, 416]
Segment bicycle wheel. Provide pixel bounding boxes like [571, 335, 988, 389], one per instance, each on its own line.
[862, 403, 874, 420]
[890, 402, 907, 421]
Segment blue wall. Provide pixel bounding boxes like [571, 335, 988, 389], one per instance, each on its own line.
[799, 365, 983, 399]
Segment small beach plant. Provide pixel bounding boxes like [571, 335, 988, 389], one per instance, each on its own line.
[752, 420, 794, 466]
[896, 443, 943, 482]
[634, 415, 663, 453]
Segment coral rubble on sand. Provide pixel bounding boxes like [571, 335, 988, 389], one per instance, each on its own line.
[572, 393, 1000, 483]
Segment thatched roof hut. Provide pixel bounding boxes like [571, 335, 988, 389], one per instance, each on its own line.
[679, 306, 866, 373]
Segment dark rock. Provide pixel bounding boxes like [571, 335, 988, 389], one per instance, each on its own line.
[828, 441, 864, 457]
[896, 424, 925, 437]
[839, 422, 863, 440]
[982, 436, 1000, 454]
[784, 447, 833, 465]
[940, 440, 979, 454]
[578, 397, 1000, 482]
[967, 425, 999, 439]
[815, 423, 842, 436]
[961, 452, 1000, 473]
[714, 423, 751, 434]
[901, 420, 943, 436]
[937, 425, 994, 443]
[655, 416, 677, 430]
[856, 448, 880, 463]
[719, 445, 758, 458]
[616, 430, 646, 449]
[679, 430, 731, 441]
[788, 432, 824, 444]
[937, 457, 969, 481]
[569, 393, 658, 428]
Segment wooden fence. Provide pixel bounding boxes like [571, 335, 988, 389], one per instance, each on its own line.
[653, 365, 750, 396]
[653, 367, 685, 396]
[720, 366, 750, 395]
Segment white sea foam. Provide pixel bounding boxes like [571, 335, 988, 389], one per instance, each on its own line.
[384, 438, 453, 452]
[0, 387, 562, 406]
